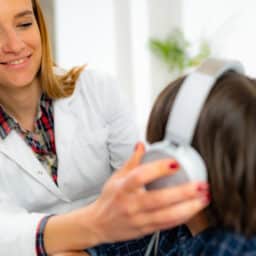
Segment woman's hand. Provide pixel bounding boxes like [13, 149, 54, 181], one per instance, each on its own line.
[88, 142, 210, 244]
[45, 142, 209, 254]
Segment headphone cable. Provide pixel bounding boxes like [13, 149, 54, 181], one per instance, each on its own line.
[144, 231, 160, 256]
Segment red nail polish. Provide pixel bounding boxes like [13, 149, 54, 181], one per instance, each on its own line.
[169, 162, 179, 169]
[206, 192, 211, 201]
[201, 192, 211, 204]
[197, 183, 209, 192]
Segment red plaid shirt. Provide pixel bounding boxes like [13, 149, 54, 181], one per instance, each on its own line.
[0, 93, 57, 256]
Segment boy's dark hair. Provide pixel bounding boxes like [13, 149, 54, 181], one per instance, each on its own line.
[146, 71, 256, 236]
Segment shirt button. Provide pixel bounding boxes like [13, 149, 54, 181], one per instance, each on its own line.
[180, 236, 186, 241]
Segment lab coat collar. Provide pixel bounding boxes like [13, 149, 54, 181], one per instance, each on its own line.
[0, 90, 80, 201]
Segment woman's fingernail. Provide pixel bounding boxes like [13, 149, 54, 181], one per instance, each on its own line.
[134, 142, 140, 151]
[201, 192, 211, 204]
[169, 162, 180, 169]
[197, 183, 209, 192]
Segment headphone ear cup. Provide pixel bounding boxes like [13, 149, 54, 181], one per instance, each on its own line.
[142, 142, 207, 190]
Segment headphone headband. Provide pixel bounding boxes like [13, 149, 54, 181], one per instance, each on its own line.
[165, 58, 245, 145]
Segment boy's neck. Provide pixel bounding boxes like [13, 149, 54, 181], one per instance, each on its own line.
[186, 211, 209, 236]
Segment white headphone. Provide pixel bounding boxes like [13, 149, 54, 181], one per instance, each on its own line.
[143, 58, 244, 190]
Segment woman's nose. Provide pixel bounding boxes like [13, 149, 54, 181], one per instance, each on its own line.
[2, 30, 26, 54]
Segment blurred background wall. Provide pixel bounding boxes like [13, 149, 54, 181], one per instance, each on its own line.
[40, 0, 256, 139]
[39, 0, 56, 57]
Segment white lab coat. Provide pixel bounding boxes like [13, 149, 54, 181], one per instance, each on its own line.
[0, 69, 138, 256]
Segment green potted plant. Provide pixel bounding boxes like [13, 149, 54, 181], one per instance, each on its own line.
[149, 29, 211, 76]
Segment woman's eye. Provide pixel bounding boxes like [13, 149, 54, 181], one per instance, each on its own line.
[18, 22, 33, 28]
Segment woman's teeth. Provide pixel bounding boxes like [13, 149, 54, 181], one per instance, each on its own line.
[8, 58, 27, 65]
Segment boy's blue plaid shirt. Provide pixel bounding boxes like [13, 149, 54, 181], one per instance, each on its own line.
[87, 225, 256, 256]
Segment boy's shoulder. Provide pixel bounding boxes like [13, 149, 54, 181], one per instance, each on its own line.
[159, 226, 256, 256]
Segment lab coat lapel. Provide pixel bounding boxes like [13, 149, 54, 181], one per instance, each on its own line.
[0, 131, 68, 199]
[53, 91, 79, 171]
[0, 93, 79, 200]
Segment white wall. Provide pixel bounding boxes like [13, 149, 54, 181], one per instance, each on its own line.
[53, 0, 154, 138]
[113, 0, 184, 137]
[148, 0, 183, 102]
[54, 0, 151, 138]
[53, 0, 256, 138]
[54, 0, 116, 76]
[183, 0, 256, 76]
[40, 0, 56, 57]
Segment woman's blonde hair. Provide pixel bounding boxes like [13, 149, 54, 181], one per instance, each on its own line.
[32, 0, 85, 99]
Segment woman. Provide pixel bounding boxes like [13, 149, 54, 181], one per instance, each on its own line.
[0, 0, 210, 255]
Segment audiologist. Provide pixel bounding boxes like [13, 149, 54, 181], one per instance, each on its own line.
[0, 0, 210, 255]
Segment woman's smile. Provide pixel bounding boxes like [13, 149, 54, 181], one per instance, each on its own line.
[0, 54, 32, 70]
